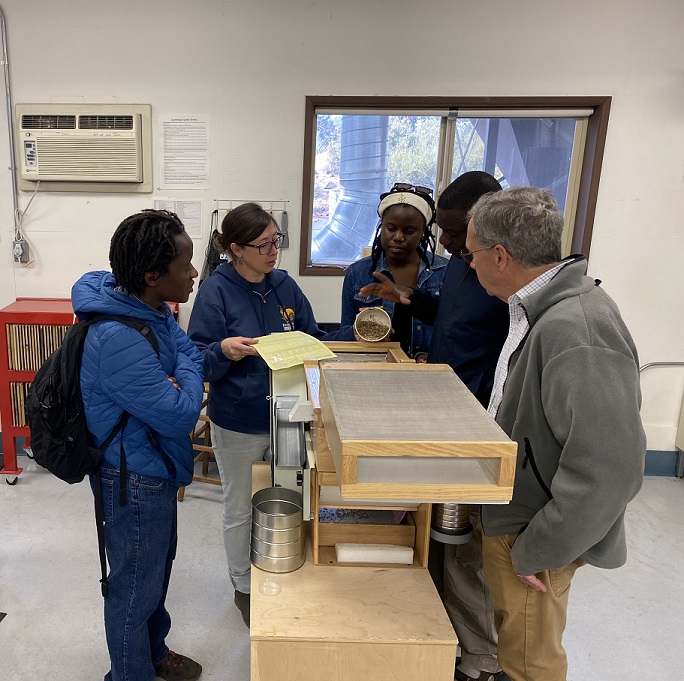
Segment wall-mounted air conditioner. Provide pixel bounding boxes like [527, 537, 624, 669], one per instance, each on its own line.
[15, 103, 153, 193]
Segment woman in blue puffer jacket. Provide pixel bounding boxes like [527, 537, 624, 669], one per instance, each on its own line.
[188, 202, 354, 627]
[73, 209, 204, 681]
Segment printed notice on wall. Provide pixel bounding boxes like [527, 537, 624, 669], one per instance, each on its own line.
[158, 115, 210, 189]
[153, 200, 203, 239]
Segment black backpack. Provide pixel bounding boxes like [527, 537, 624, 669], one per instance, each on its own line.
[26, 313, 159, 597]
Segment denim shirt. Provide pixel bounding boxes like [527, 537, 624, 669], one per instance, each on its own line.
[341, 250, 449, 357]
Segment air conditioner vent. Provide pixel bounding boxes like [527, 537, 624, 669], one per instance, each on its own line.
[78, 115, 134, 130]
[16, 103, 152, 192]
[21, 115, 76, 130]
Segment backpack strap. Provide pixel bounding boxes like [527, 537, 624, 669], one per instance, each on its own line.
[85, 316, 159, 600]
[117, 414, 130, 507]
[94, 468, 109, 598]
[93, 411, 130, 599]
[89, 314, 160, 356]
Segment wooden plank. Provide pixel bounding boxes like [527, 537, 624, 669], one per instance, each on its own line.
[251, 639, 455, 681]
[324, 340, 406, 354]
[312, 427, 335, 472]
[340, 482, 514, 502]
[325, 361, 448, 371]
[317, 520, 415, 548]
[319, 370, 344, 483]
[317, 471, 339, 487]
[387, 347, 413, 363]
[312, 467, 320, 565]
[340, 439, 516, 459]
[411, 505, 431, 568]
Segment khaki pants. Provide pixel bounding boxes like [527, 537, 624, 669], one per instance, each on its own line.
[482, 531, 584, 681]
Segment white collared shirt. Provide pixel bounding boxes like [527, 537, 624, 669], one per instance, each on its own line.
[487, 263, 565, 417]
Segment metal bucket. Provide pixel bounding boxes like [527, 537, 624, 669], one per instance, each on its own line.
[250, 487, 305, 573]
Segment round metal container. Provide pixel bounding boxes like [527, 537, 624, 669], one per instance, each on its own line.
[431, 503, 472, 534]
[353, 307, 391, 342]
[252, 534, 305, 558]
[251, 519, 303, 544]
[432, 506, 471, 524]
[251, 487, 303, 530]
[250, 545, 305, 573]
[251, 487, 305, 573]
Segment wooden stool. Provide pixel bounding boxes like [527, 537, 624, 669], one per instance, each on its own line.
[178, 384, 222, 501]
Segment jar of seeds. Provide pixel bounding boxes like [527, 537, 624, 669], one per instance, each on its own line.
[354, 307, 391, 342]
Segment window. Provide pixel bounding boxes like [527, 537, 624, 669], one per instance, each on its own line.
[300, 97, 610, 274]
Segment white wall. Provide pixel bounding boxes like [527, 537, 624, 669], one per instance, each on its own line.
[1, 0, 682, 449]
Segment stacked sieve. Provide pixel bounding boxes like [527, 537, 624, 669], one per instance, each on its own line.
[250, 486, 305, 573]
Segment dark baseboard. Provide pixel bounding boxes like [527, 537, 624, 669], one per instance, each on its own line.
[644, 450, 682, 477]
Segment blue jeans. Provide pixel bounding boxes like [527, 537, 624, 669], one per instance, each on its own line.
[91, 467, 178, 681]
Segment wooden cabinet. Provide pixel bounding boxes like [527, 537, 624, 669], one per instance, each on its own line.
[0, 298, 75, 481]
[250, 462, 457, 681]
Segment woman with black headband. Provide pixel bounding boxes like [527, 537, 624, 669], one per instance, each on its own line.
[341, 183, 448, 358]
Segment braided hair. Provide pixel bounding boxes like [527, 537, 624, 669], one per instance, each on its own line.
[369, 191, 437, 275]
[109, 209, 186, 295]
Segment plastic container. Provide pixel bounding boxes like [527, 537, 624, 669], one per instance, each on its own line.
[354, 307, 391, 342]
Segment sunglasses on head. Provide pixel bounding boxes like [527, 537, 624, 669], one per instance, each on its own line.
[390, 182, 434, 197]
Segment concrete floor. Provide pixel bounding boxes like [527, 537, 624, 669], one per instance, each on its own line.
[1, 456, 682, 681]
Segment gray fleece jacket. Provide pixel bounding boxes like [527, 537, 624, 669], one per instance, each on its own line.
[482, 256, 646, 575]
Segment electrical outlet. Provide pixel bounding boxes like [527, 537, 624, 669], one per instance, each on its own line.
[13, 240, 29, 263]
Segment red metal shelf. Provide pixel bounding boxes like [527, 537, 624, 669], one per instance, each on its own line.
[0, 298, 75, 479]
[0, 298, 180, 480]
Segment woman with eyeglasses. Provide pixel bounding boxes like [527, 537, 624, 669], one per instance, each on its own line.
[341, 183, 449, 358]
[187, 202, 354, 626]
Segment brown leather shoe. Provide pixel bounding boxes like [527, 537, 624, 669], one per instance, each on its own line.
[154, 651, 202, 681]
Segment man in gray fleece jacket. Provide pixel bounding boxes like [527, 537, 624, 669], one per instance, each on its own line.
[463, 187, 646, 681]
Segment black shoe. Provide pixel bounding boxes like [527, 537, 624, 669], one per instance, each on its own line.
[154, 651, 202, 681]
[234, 589, 250, 627]
[454, 669, 509, 681]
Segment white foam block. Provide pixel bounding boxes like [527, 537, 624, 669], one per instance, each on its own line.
[334, 543, 414, 565]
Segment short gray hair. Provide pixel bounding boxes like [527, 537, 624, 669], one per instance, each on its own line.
[467, 186, 563, 267]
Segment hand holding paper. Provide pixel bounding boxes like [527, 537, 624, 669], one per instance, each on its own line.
[253, 331, 335, 370]
[221, 336, 259, 361]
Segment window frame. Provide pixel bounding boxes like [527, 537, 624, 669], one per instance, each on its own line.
[299, 95, 611, 276]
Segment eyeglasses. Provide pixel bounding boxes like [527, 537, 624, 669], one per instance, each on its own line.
[460, 246, 494, 263]
[391, 182, 433, 197]
[240, 233, 285, 255]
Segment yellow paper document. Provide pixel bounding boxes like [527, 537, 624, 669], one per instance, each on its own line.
[254, 331, 336, 370]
